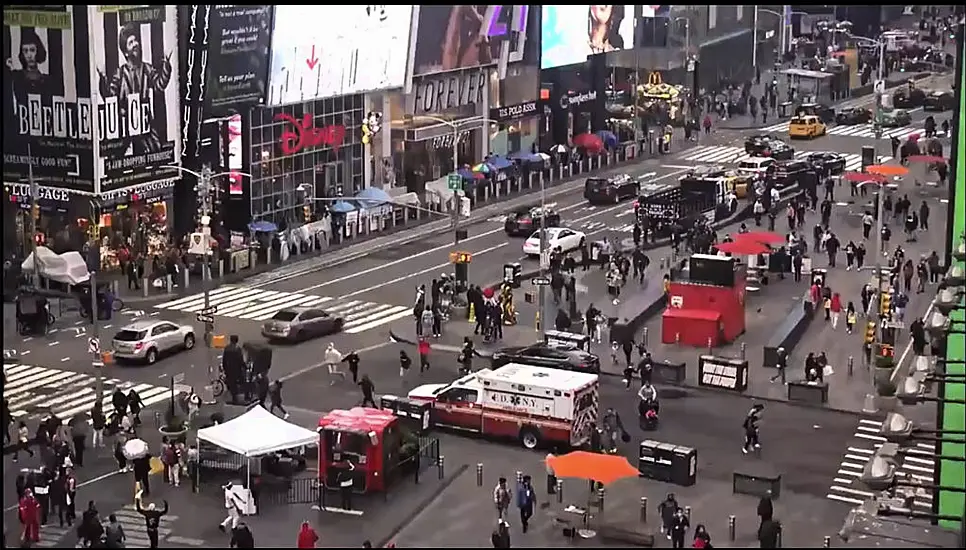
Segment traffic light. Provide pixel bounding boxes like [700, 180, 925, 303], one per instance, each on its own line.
[864, 321, 876, 345]
[31, 204, 40, 220]
[879, 291, 891, 317]
[302, 205, 311, 222]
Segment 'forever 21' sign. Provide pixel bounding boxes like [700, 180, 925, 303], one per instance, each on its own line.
[489, 100, 538, 124]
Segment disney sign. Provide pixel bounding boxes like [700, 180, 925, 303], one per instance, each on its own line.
[274, 114, 346, 155]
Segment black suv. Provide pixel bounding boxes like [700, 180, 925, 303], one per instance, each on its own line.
[795, 102, 836, 124]
[584, 174, 640, 204]
[491, 343, 601, 374]
[923, 91, 954, 112]
[835, 107, 873, 125]
[804, 152, 847, 175]
[504, 206, 561, 237]
[744, 135, 795, 160]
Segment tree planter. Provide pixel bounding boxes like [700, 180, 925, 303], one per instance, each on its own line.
[159, 425, 188, 443]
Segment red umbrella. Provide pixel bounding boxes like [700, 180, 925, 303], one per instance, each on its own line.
[735, 231, 784, 245]
[715, 240, 770, 255]
[573, 133, 604, 150]
[842, 171, 886, 184]
[906, 154, 946, 164]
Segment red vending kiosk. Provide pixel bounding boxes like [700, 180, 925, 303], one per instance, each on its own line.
[318, 408, 399, 493]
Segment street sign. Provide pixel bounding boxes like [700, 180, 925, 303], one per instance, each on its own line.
[539, 250, 551, 270]
[88, 337, 100, 354]
[447, 174, 462, 191]
[873, 79, 885, 94]
[200, 305, 218, 315]
[196, 314, 215, 324]
[531, 277, 551, 286]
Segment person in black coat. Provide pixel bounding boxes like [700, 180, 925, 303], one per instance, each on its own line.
[230, 521, 255, 548]
[132, 456, 152, 497]
[757, 493, 774, 522]
[490, 520, 511, 548]
[135, 500, 168, 548]
[222, 336, 246, 398]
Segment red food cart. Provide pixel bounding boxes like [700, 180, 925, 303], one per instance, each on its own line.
[318, 407, 399, 493]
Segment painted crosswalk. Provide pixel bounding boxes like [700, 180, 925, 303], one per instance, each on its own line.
[3, 364, 170, 425]
[60, 504, 203, 548]
[678, 146, 893, 172]
[826, 419, 935, 510]
[757, 121, 924, 140]
[153, 285, 412, 334]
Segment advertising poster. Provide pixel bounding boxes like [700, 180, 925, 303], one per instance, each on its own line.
[226, 114, 244, 196]
[540, 5, 635, 69]
[267, 6, 413, 106]
[91, 5, 181, 191]
[205, 5, 273, 117]
[412, 5, 509, 75]
[2, 6, 95, 192]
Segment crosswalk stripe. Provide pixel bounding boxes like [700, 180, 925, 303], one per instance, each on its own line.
[3, 365, 170, 425]
[63, 505, 185, 548]
[678, 146, 893, 172]
[153, 286, 413, 334]
[825, 419, 936, 510]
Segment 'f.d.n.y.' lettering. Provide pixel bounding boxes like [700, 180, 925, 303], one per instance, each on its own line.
[16, 94, 93, 141]
[97, 91, 156, 140]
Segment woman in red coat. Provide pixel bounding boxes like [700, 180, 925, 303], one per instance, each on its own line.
[19, 489, 40, 544]
[829, 292, 843, 330]
[296, 521, 318, 548]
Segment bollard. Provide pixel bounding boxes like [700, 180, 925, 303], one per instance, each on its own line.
[660, 257, 666, 270]
[555, 479, 563, 503]
[183, 268, 189, 289]
[476, 463, 484, 487]
[516, 471, 523, 483]
[740, 342, 747, 360]
[596, 487, 605, 511]
[642, 327, 649, 347]
[142, 278, 150, 298]
[823, 535, 831, 548]
[165, 275, 173, 293]
[437, 455, 445, 480]
[675, 332, 681, 345]
[684, 506, 691, 521]
[707, 337, 713, 354]
[848, 356, 854, 376]
[639, 497, 647, 523]
[729, 515, 736, 541]
[110, 280, 119, 296]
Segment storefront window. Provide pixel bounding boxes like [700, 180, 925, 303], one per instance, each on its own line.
[92, 198, 170, 270]
[248, 95, 365, 230]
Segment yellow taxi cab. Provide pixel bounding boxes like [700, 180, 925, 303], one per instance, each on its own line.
[788, 115, 826, 139]
[722, 171, 755, 198]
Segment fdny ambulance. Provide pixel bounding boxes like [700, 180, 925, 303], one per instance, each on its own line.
[407, 363, 599, 449]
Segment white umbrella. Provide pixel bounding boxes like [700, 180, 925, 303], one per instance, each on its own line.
[550, 144, 568, 154]
[123, 438, 149, 460]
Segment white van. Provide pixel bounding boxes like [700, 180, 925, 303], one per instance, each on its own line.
[737, 156, 775, 177]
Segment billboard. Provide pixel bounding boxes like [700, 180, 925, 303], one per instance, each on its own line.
[2, 6, 96, 193]
[91, 5, 182, 192]
[541, 5, 635, 69]
[204, 5, 273, 117]
[412, 5, 514, 76]
[266, 6, 413, 106]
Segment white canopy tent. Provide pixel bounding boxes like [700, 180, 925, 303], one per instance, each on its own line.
[21, 246, 90, 285]
[197, 405, 317, 457]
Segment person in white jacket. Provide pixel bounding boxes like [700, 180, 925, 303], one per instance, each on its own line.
[219, 482, 242, 532]
[324, 343, 345, 385]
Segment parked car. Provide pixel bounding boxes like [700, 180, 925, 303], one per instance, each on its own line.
[880, 109, 912, 128]
[835, 107, 873, 125]
[262, 307, 344, 342]
[523, 227, 586, 256]
[112, 320, 195, 365]
[923, 90, 954, 112]
[504, 205, 561, 237]
[584, 174, 641, 204]
[744, 135, 795, 160]
[804, 152, 847, 175]
[491, 343, 600, 374]
[788, 115, 827, 139]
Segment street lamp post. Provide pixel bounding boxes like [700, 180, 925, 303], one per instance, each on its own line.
[754, 6, 808, 68]
[166, 164, 252, 384]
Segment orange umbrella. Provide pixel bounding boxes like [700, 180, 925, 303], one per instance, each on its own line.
[716, 240, 771, 255]
[906, 154, 946, 165]
[866, 164, 909, 177]
[736, 231, 785, 245]
[546, 451, 640, 485]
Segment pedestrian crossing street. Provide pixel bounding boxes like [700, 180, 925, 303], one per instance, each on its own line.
[826, 419, 935, 510]
[34, 503, 203, 548]
[678, 146, 893, 172]
[3, 364, 170, 425]
[757, 121, 923, 140]
[154, 285, 412, 334]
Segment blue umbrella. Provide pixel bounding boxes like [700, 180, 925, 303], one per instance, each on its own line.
[506, 151, 529, 160]
[354, 186, 392, 208]
[595, 130, 618, 148]
[457, 168, 477, 180]
[248, 220, 277, 232]
[486, 155, 513, 170]
[329, 200, 357, 214]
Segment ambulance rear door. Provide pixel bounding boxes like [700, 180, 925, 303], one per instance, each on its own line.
[569, 381, 600, 447]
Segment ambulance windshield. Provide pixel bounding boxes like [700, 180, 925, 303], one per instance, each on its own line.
[325, 429, 368, 456]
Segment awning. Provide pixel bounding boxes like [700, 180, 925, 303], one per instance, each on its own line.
[330, 200, 357, 213]
[197, 406, 318, 458]
[354, 187, 392, 208]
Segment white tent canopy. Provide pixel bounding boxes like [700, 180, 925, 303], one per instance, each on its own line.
[21, 246, 90, 285]
[197, 406, 317, 457]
